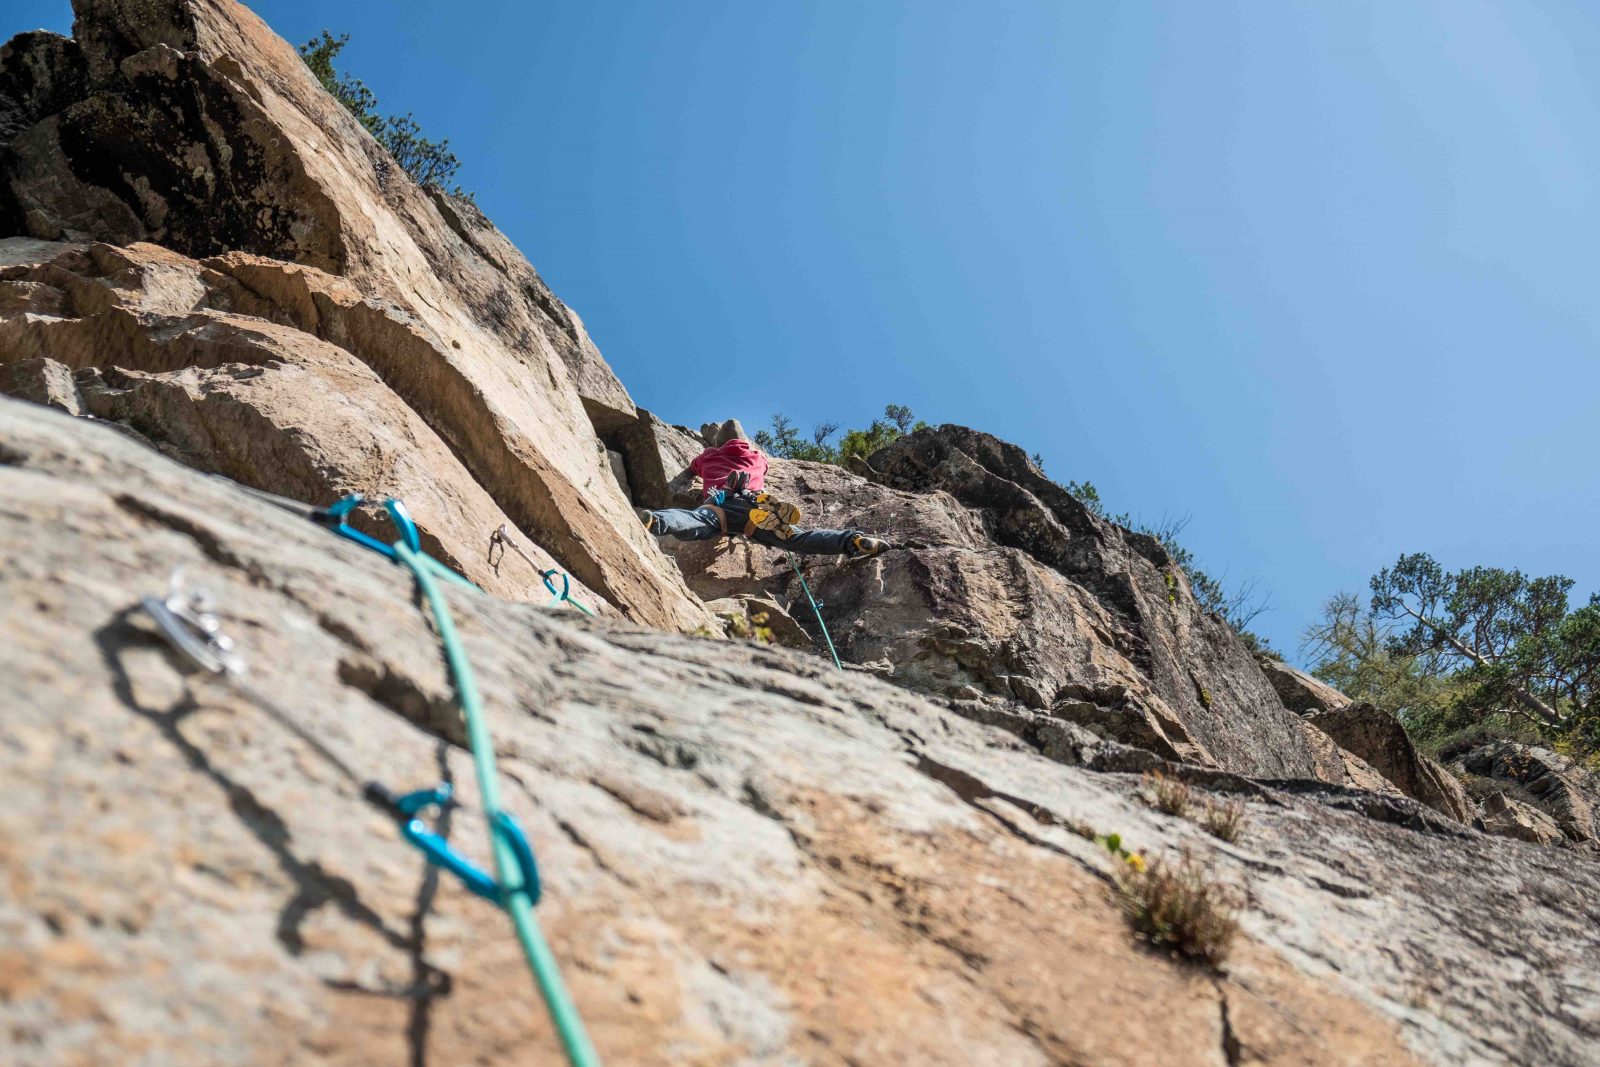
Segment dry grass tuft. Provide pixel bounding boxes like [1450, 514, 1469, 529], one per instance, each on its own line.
[1142, 771, 1192, 817]
[1116, 851, 1239, 968]
[1199, 798, 1248, 843]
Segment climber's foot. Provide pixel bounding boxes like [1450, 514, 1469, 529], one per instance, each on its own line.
[748, 507, 796, 540]
[753, 492, 802, 527]
[848, 534, 888, 558]
[635, 507, 658, 534]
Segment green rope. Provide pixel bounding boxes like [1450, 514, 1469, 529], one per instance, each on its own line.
[786, 550, 842, 673]
[394, 542, 600, 1067]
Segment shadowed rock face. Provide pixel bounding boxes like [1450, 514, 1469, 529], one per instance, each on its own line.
[1452, 741, 1600, 848]
[1306, 703, 1476, 824]
[8, 395, 1600, 1066]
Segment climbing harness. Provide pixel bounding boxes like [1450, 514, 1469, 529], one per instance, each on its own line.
[142, 493, 599, 1067]
[709, 481, 802, 541]
[786, 551, 842, 673]
[487, 524, 597, 616]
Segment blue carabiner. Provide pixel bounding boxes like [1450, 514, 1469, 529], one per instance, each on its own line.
[540, 568, 571, 606]
[367, 782, 542, 907]
[384, 498, 422, 552]
[317, 494, 399, 560]
[314, 494, 479, 591]
[540, 568, 596, 617]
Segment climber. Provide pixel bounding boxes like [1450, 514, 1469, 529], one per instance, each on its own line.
[637, 419, 889, 558]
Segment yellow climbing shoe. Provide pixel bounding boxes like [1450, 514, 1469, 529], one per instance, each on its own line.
[849, 534, 888, 558]
[748, 507, 797, 540]
[753, 492, 802, 527]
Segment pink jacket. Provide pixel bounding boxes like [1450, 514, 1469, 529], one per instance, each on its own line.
[690, 439, 768, 499]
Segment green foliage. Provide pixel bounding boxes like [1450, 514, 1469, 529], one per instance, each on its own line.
[755, 404, 929, 465]
[1371, 553, 1599, 735]
[298, 31, 471, 199]
[1115, 851, 1239, 968]
[1303, 555, 1600, 759]
[1302, 592, 1469, 739]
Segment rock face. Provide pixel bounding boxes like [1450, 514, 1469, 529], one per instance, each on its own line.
[6, 2, 1600, 1063]
[8, 396, 1600, 1066]
[1453, 741, 1600, 849]
[1306, 704, 1477, 824]
[660, 424, 1331, 780]
[0, 0, 709, 633]
[1480, 792, 1566, 847]
[609, 408, 704, 510]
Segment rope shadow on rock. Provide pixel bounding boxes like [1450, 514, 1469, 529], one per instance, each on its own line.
[93, 606, 454, 1063]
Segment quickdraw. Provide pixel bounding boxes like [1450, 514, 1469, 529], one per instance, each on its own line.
[487, 523, 597, 616]
[141, 492, 598, 1066]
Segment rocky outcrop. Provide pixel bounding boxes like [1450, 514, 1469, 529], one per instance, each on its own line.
[1306, 704, 1477, 824]
[1480, 792, 1566, 847]
[610, 408, 704, 509]
[1259, 656, 1353, 714]
[8, 395, 1600, 1065]
[658, 426, 1330, 781]
[1452, 741, 1600, 848]
[0, 0, 709, 632]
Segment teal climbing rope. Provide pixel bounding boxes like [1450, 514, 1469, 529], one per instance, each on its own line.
[540, 567, 597, 617]
[786, 550, 842, 673]
[394, 541, 598, 1066]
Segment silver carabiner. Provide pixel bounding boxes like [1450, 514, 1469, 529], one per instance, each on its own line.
[139, 568, 244, 676]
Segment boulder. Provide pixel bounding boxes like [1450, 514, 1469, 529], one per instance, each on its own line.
[1453, 742, 1599, 846]
[1306, 703, 1476, 823]
[703, 593, 814, 650]
[1259, 656, 1353, 714]
[0, 354, 83, 413]
[1295, 718, 1410, 799]
[1480, 792, 1565, 847]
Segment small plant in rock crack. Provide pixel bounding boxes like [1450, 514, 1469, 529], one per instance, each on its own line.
[1096, 831, 1148, 874]
[1116, 850, 1240, 968]
[1142, 771, 1193, 817]
[1199, 798, 1247, 843]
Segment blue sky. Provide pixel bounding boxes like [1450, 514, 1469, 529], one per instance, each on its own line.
[9, 1, 1598, 659]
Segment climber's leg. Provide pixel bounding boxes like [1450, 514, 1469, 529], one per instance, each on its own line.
[640, 506, 724, 542]
[750, 527, 888, 557]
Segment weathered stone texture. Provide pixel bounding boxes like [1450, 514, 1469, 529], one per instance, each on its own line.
[657, 427, 1327, 780]
[6, 396, 1600, 1066]
[0, 0, 688, 628]
[5, 3, 1599, 1063]
[1308, 703, 1476, 824]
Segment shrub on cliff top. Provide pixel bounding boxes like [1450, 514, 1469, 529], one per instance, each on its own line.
[298, 31, 471, 200]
